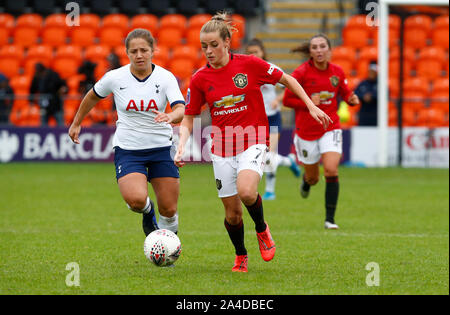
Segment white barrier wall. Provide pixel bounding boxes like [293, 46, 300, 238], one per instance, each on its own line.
[351, 127, 449, 168]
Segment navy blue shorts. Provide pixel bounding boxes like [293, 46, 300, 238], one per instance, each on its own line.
[268, 112, 282, 134]
[114, 146, 179, 181]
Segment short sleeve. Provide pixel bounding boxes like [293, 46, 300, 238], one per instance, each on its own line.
[184, 76, 205, 115]
[250, 56, 284, 86]
[165, 72, 185, 108]
[93, 71, 113, 98]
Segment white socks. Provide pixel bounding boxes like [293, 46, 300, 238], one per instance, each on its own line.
[158, 213, 179, 234]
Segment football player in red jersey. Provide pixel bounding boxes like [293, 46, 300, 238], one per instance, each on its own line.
[283, 34, 360, 230]
[174, 13, 331, 272]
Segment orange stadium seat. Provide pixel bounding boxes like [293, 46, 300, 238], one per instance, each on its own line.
[52, 45, 83, 79]
[44, 13, 67, 28]
[197, 53, 207, 68]
[188, 14, 212, 30]
[79, 14, 101, 31]
[99, 27, 126, 47]
[432, 28, 449, 50]
[332, 59, 353, 78]
[52, 59, 80, 79]
[347, 77, 361, 91]
[345, 14, 372, 34]
[356, 46, 378, 78]
[169, 58, 195, 80]
[24, 45, 54, 75]
[159, 14, 187, 34]
[13, 27, 39, 47]
[403, 77, 430, 96]
[0, 44, 24, 59]
[70, 27, 97, 47]
[113, 45, 128, 65]
[431, 78, 449, 95]
[404, 28, 428, 50]
[130, 14, 159, 35]
[389, 79, 399, 99]
[55, 45, 82, 62]
[389, 14, 401, 32]
[390, 46, 416, 64]
[0, 27, 9, 46]
[405, 14, 433, 37]
[232, 14, 246, 39]
[152, 45, 170, 67]
[41, 27, 68, 46]
[85, 45, 110, 62]
[102, 14, 130, 34]
[9, 75, 32, 93]
[0, 59, 20, 78]
[389, 59, 413, 79]
[402, 90, 427, 112]
[402, 107, 418, 126]
[416, 107, 446, 127]
[434, 14, 449, 29]
[157, 28, 183, 48]
[231, 35, 242, 50]
[429, 91, 449, 112]
[186, 28, 202, 48]
[152, 57, 167, 68]
[416, 46, 446, 81]
[16, 13, 43, 29]
[0, 13, 15, 31]
[0, 45, 23, 78]
[343, 28, 370, 49]
[172, 45, 199, 64]
[332, 46, 357, 64]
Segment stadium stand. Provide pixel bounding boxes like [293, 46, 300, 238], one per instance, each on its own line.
[130, 14, 159, 35]
[118, 0, 142, 16]
[177, 0, 201, 16]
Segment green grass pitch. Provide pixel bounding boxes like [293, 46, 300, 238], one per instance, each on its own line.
[0, 163, 448, 295]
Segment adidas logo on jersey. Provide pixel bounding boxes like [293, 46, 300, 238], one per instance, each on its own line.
[126, 99, 159, 112]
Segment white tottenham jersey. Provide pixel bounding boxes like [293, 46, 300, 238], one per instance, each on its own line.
[260, 62, 283, 117]
[93, 64, 185, 150]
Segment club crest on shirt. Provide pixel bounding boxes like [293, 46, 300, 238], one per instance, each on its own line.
[216, 179, 222, 190]
[233, 73, 248, 89]
[329, 75, 340, 87]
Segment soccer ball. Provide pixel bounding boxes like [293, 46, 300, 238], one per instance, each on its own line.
[144, 229, 181, 266]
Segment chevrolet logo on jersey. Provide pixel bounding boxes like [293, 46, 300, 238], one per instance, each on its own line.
[213, 95, 245, 108]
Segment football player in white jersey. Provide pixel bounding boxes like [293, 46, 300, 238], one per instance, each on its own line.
[246, 39, 301, 201]
[69, 29, 185, 237]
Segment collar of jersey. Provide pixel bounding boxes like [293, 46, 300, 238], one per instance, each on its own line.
[130, 64, 156, 82]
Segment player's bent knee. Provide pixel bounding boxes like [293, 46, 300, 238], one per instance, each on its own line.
[238, 189, 257, 206]
[126, 197, 147, 212]
[306, 177, 319, 186]
[159, 206, 177, 218]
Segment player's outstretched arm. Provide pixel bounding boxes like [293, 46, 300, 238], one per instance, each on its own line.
[174, 115, 195, 167]
[279, 73, 333, 129]
[68, 89, 101, 144]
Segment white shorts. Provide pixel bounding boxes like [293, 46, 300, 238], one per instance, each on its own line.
[211, 144, 268, 198]
[294, 129, 342, 165]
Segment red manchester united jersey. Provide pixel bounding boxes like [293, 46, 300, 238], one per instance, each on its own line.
[185, 53, 283, 157]
[283, 59, 352, 141]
